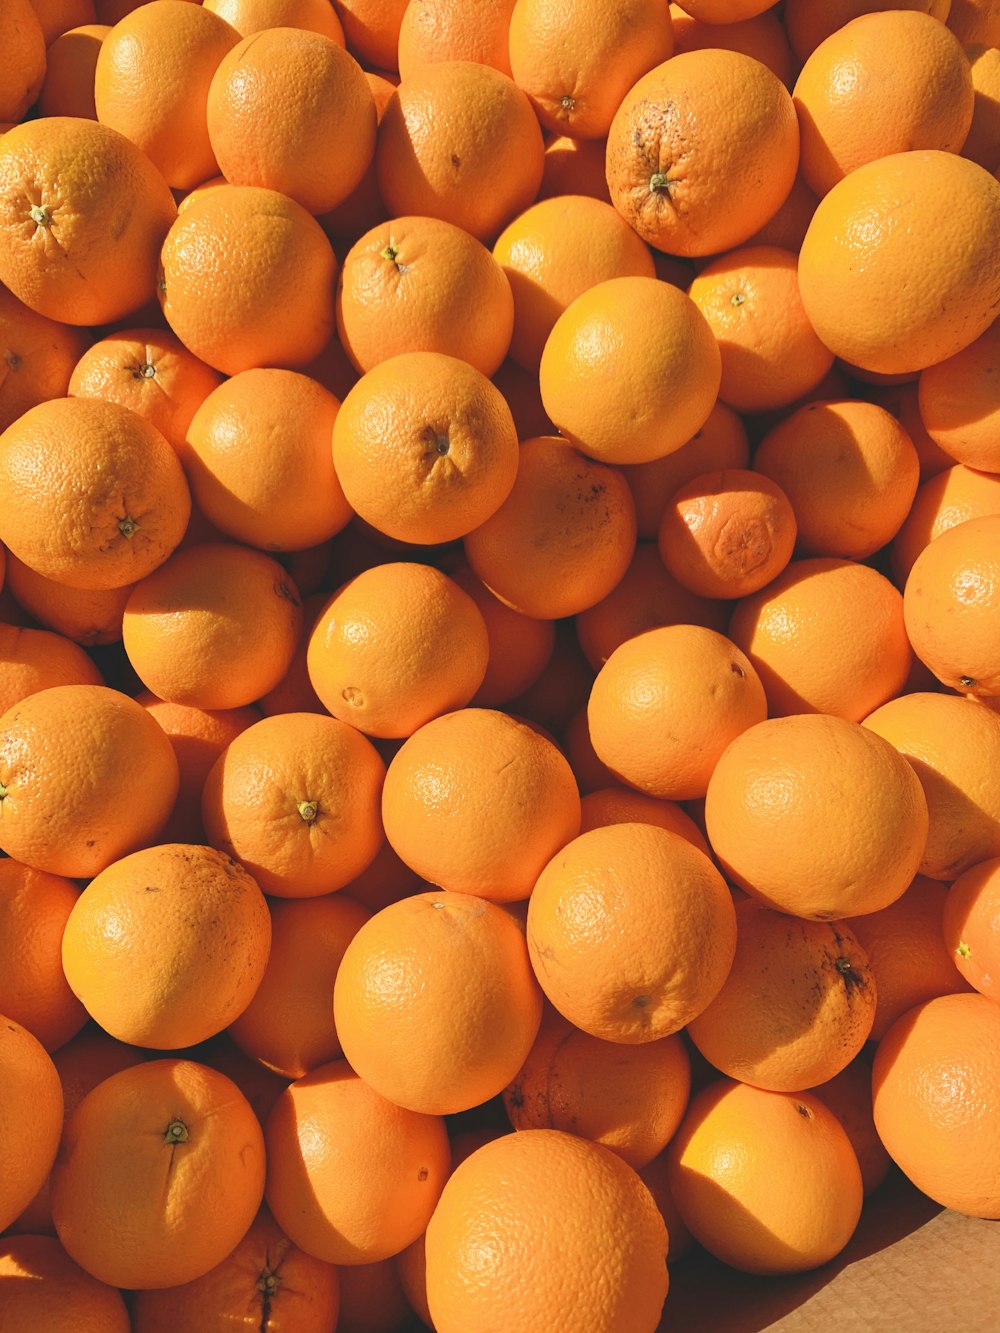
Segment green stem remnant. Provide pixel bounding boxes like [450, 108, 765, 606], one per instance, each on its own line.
[30, 204, 52, 228]
[164, 1119, 189, 1145]
[381, 241, 399, 263]
[649, 172, 673, 195]
[298, 800, 319, 823]
[118, 517, 139, 539]
[956, 941, 972, 958]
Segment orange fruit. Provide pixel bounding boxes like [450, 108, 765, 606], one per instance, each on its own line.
[862, 690, 1000, 880]
[51, 1058, 266, 1289]
[0, 116, 176, 326]
[507, 0, 673, 139]
[336, 215, 514, 376]
[334, 889, 543, 1114]
[0, 859, 87, 1054]
[872, 992, 1000, 1218]
[798, 150, 1000, 375]
[449, 563, 556, 707]
[587, 624, 767, 800]
[333, 0, 408, 68]
[667, 1079, 863, 1274]
[62, 843, 270, 1049]
[0, 1233, 130, 1332]
[678, 0, 774, 16]
[380, 707, 581, 900]
[503, 1005, 691, 1169]
[864, 375, 956, 480]
[203, 0, 346, 40]
[130, 1207, 340, 1333]
[962, 43, 1000, 171]
[605, 49, 800, 257]
[753, 398, 921, 560]
[847, 874, 971, 1040]
[332, 351, 519, 545]
[943, 856, 1000, 1001]
[228, 893, 371, 1079]
[902, 513, 1000, 694]
[668, 4, 794, 85]
[891, 463, 1000, 585]
[464, 436, 638, 619]
[29, 0, 98, 43]
[918, 315, 1000, 473]
[688, 246, 833, 413]
[201, 1040, 290, 1129]
[657, 468, 798, 599]
[793, 10, 974, 197]
[526, 822, 737, 1042]
[181, 368, 352, 551]
[508, 617, 595, 735]
[201, 711, 386, 897]
[337, 1258, 415, 1332]
[783, 0, 952, 62]
[686, 898, 877, 1092]
[0, 683, 179, 878]
[68, 326, 223, 452]
[207, 29, 376, 215]
[307, 562, 489, 737]
[94, 0, 240, 190]
[0, 285, 90, 436]
[316, 68, 399, 242]
[809, 1057, 892, 1196]
[256, 589, 329, 720]
[264, 1060, 452, 1262]
[37, 23, 109, 120]
[728, 557, 913, 722]
[0, 622, 102, 719]
[396, 0, 516, 80]
[122, 542, 303, 710]
[538, 275, 722, 464]
[704, 714, 929, 920]
[0, 1017, 63, 1233]
[744, 171, 821, 250]
[536, 133, 612, 204]
[560, 704, 618, 795]
[3, 554, 134, 646]
[947, 0, 1000, 44]
[375, 61, 545, 243]
[0, 0, 46, 123]
[578, 785, 710, 856]
[493, 195, 655, 373]
[0, 396, 190, 592]
[159, 184, 337, 376]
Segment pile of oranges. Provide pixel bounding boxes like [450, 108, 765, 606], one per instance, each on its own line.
[0, 0, 999, 1328]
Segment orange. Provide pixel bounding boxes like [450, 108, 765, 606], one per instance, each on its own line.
[207, 29, 375, 216]
[333, 890, 543, 1113]
[397, 0, 515, 79]
[606, 49, 799, 257]
[891, 463, 1000, 585]
[578, 785, 710, 855]
[704, 714, 929, 920]
[539, 276, 721, 464]
[159, 185, 337, 376]
[686, 898, 877, 1092]
[536, 133, 611, 204]
[0, 1233, 129, 1331]
[307, 562, 489, 737]
[798, 150, 1000, 375]
[62, 843, 270, 1049]
[201, 1041, 289, 1129]
[575, 542, 728, 669]
[201, 711, 386, 897]
[619, 401, 750, 541]
[918, 315, 1000, 473]
[68, 326, 222, 452]
[657, 468, 798, 599]
[0, 859, 86, 1054]
[493, 195, 655, 372]
[426, 1129, 667, 1332]
[0, 622, 102, 719]
[667, 1079, 863, 1273]
[203, 0, 345, 40]
[863, 375, 955, 479]
[315, 68, 396, 242]
[336, 215, 514, 376]
[688, 246, 834, 412]
[561, 704, 617, 795]
[95, 0, 240, 190]
[375, 62, 545, 243]
[450, 563, 556, 706]
[793, 10, 974, 197]
[28, 0, 97, 43]
[809, 1057, 892, 1196]
[122, 543, 303, 709]
[3, 555, 133, 646]
[527, 822, 737, 1042]
[753, 398, 921, 560]
[51, 1058, 265, 1289]
[0, 396, 190, 592]
[668, 4, 794, 85]
[962, 43, 1000, 171]
[0, 683, 179, 878]
[257, 589, 328, 719]
[847, 874, 971, 1040]
[678, 0, 774, 17]
[0, 286, 89, 435]
[744, 171, 820, 250]
[587, 624, 766, 800]
[466, 436, 637, 618]
[337, 1258, 415, 1332]
[228, 894, 371, 1079]
[503, 1006, 691, 1169]
[0, 1019, 63, 1233]
[902, 514, 1000, 694]
[943, 856, 1000, 1001]
[332, 0, 408, 68]
[380, 707, 581, 900]
[729, 557, 913, 722]
[505, 619, 595, 736]
[872, 992, 1000, 1217]
[264, 1060, 451, 1262]
[181, 369, 352, 551]
[0, 117, 176, 326]
[862, 690, 1000, 879]
[37, 24, 109, 119]
[947, 0, 1000, 44]
[507, 0, 673, 139]
[0, 0, 46, 123]
[130, 1207, 340, 1333]
[783, 0, 952, 62]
